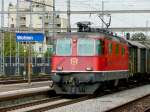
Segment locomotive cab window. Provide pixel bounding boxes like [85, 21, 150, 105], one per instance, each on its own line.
[56, 38, 72, 56]
[96, 40, 102, 55]
[77, 39, 95, 56]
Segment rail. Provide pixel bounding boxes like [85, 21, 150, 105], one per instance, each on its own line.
[0, 75, 51, 84]
[106, 94, 150, 112]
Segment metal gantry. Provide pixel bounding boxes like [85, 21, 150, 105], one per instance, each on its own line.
[1, 27, 150, 32]
[67, 0, 71, 32]
[2, 10, 150, 14]
[53, 0, 55, 40]
[27, 0, 33, 85]
[1, 0, 4, 76]
[16, 0, 20, 76]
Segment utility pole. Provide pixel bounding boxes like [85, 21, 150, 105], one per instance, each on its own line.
[16, 0, 20, 76]
[52, 0, 55, 41]
[67, 0, 71, 32]
[28, 1, 33, 85]
[146, 20, 149, 37]
[8, 7, 12, 73]
[42, 1, 46, 74]
[101, 0, 104, 28]
[25, 0, 55, 82]
[9, 32, 12, 67]
[1, 0, 4, 76]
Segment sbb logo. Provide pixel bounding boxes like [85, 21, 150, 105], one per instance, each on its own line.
[70, 58, 78, 65]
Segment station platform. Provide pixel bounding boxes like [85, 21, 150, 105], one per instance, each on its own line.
[0, 81, 52, 99]
[0, 81, 52, 92]
[48, 84, 150, 112]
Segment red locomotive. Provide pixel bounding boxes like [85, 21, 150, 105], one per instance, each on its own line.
[51, 22, 130, 94]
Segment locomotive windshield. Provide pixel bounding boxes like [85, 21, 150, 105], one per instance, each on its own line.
[56, 38, 72, 56]
[77, 39, 95, 56]
[55, 37, 102, 56]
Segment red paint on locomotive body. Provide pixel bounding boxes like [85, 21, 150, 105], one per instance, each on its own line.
[51, 33, 129, 73]
[52, 56, 105, 72]
[51, 32, 129, 94]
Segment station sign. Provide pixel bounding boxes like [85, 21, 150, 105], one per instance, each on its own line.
[16, 33, 44, 42]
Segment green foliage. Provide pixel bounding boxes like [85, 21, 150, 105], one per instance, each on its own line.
[44, 48, 53, 57]
[131, 33, 147, 41]
[4, 32, 25, 56]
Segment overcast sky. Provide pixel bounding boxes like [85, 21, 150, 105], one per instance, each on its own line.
[1, 0, 150, 29]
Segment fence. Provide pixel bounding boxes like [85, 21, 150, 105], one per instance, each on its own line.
[0, 0, 56, 76]
[3, 57, 51, 76]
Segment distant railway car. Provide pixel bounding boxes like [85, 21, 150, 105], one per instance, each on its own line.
[128, 41, 147, 74]
[140, 42, 150, 74]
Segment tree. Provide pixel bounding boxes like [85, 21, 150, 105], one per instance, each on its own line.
[131, 33, 147, 41]
[4, 32, 24, 56]
[44, 48, 53, 57]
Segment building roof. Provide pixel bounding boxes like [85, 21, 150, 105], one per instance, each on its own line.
[139, 42, 150, 49]
[127, 40, 146, 48]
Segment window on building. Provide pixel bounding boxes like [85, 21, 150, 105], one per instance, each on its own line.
[45, 32, 49, 37]
[11, 24, 14, 28]
[11, 18, 13, 22]
[39, 47, 42, 52]
[46, 15, 49, 18]
[56, 15, 60, 18]
[36, 4, 40, 7]
[39, 16, 42, 19]
[57, 24, 61, 27]
[20, 17, 26, 21]
[20, 25, 26, 28]
[45, 23, 49, 26]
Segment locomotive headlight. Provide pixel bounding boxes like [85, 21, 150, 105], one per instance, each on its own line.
[73, 39, 77, 43]
[86, 67, 93, 71]
[57, 66, 63, 71]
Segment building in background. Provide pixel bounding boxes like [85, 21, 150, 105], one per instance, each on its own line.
[8, 0, 67, 57]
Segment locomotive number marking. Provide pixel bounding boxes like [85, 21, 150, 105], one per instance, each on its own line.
[71, 58, 78, 65]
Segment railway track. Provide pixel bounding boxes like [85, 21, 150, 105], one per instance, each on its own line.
[100, 79, 150, 112]
[0, 83, 89, 112]
[13, 96, 89, 112]
[0, 96, 62, 112]
[145, 108, 150, 112]
[0, 75, 51, 84]
[0, 78, 50, 84]
[3, 84, 149, 112]
[0, 75, 50, 80]
[0, 87, 54, 111]
[0, 77, 149, 112]
[106, 94, 150, 112]
[0, 94, 89, 112]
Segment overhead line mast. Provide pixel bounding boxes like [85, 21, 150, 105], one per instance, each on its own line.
[1, 0, 4, 75]
[67, 0, 71, 33]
